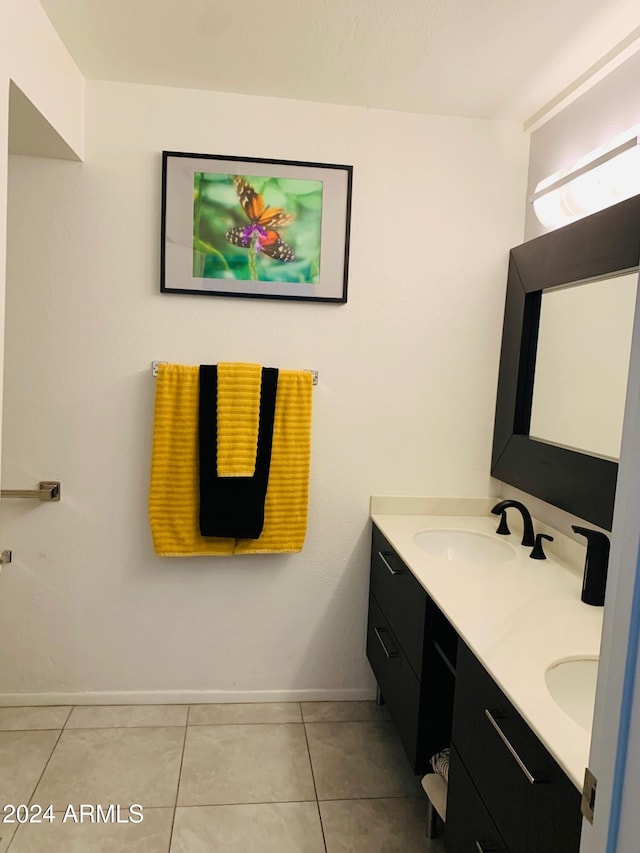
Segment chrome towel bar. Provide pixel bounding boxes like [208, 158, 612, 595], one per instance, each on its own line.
[1, 481, 61, 502]
[151, 361, 319, 384]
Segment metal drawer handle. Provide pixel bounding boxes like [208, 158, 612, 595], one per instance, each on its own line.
[433, 639, 456, 676]
[378, 550, 403, 576]
[484, 709, 538, 785]
[374, 627, 398, 659]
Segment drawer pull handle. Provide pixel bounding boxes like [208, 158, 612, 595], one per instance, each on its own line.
[378, 550, 403, 576]
[484, 709, 538, 785]
[374, 627, 398, 659]
[433, 639, 456, 676]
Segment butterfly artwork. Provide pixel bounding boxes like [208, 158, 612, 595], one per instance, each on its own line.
[225, 176, 296, 263]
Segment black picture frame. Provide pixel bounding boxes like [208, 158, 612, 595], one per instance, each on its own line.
[491, 193, 640, 530]
[160, 151, 352, 303]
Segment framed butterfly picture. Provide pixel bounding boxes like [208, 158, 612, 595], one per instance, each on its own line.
[161, 151, 352, 303]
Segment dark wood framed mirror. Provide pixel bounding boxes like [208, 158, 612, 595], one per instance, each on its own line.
[491, 193, 640, 530]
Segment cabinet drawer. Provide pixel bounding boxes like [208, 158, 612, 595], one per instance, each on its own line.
[366, 595, 422, 770]
[452, 642, 581, 853]
[370, 525, 426, 677]
[445, 746, 509, 853]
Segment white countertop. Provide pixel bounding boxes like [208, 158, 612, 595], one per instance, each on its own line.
[370, 498, 604, 790]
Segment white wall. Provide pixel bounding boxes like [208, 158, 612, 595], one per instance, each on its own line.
[0, 80, 528, 702]
[0, 0, 84, 527]
[0, 0, 84, 161]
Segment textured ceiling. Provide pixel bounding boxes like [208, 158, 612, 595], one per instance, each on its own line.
[40, 0, 640, 124]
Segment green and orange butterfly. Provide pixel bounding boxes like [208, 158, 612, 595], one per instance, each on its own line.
[225, 176, 296, 263]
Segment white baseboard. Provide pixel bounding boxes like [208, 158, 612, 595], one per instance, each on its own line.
[0, 687, 376, 707]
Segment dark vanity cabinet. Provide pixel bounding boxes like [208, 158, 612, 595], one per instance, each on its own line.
[367, 524, 458, 774]
[368, 525, 582, 850]
[446, 641, 582, 853]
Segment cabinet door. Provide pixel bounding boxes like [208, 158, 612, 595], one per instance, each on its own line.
[370, 525, 426, 677]
[452, 642, 581, 853]
[366, 595, 422, 770]
[446, 746, 509, 853]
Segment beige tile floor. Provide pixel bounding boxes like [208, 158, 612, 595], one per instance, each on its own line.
[0, 701, 446, 852]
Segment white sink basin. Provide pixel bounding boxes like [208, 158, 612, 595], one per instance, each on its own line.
[412, 529, 516, 563]
[545, 658, 599, 731]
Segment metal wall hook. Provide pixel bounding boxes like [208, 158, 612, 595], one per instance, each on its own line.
[1, 481, 61, 502]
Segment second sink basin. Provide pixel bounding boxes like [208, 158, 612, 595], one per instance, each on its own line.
[545, 657, 599, 731]
[413, 529, 516, 564]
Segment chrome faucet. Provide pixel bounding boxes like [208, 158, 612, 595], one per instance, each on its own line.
[491, 500, 536, 547]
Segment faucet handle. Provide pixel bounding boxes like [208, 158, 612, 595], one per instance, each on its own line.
[493, 510, 511, 536]
[530, 533, 554, 560]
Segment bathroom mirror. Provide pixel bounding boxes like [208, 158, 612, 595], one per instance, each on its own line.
[491, 194, 640, 530]
[529, 272, 637, 460]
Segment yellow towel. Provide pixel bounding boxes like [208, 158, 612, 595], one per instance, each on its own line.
[149, 363, 312, 556]
[216, 362, 262, 477]
[235, 368, 312, 555]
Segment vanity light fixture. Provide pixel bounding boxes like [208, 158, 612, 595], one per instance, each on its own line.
[531, 129, 640, 229]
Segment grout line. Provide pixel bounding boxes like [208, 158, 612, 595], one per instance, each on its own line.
[0, 719, 394, 733]
[302, 720, 328, 853]
[0, 705, 72, 710]
[187, 702, 302, 706]
[186, 719, 304, 727]
[0, 727, 65, 734]
[302, 719, 386, 724]
[0, 719, 388, 731]
[50, 723, 189, 733]
[61, 724, 188, 730]
[31, 806, 170, 813]
[25, 727, 66, 809]
[167, 721, 189, 852]
[1, 718, 392, 735]
[316, 794, 425, 802]
[0, 726, 183, 732]
[169, 797, 320, 808]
